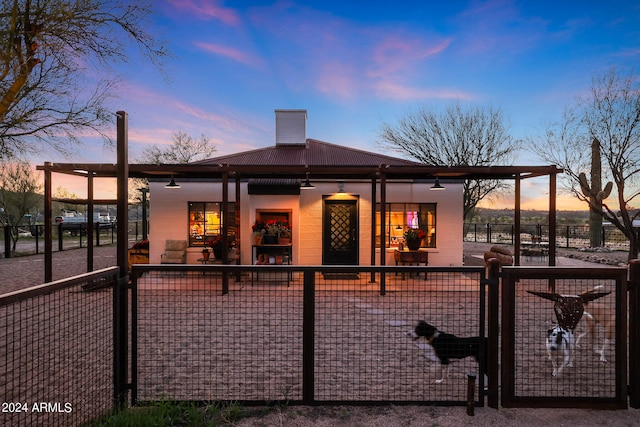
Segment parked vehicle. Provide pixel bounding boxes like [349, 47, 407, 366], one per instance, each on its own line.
[54, 209, 114, 236]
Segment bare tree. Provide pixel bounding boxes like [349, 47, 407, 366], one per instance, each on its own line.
[0, 0, 168, 159]
[378, 103, 518, 219]
[0, 161, 42, 253]
[532, 68, 640, 259]
[141, 131, 217, 164]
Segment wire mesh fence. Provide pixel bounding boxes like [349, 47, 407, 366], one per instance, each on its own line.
[0, 268, 118, 427]
[464, 223, 631, 251]
[132, 265, 488, 405]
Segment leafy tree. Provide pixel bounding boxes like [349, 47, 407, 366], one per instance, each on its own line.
[141, 131, 217, 164]
[378, 103, 519, 219]
[0, 161, 42, 253]
[0, 0, 167, 159]
[532, 68, 640, 259]
[52, 185, 79, 213]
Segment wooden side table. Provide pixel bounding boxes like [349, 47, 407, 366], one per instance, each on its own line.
[394, 249, 429, 279]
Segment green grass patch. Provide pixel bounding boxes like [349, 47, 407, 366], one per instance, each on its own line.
[93, 401, 246, 427]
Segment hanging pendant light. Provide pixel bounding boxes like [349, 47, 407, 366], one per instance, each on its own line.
[300, 172, 315, 190]
[430, 177, 444, 190]
[165, 175, 181, 189]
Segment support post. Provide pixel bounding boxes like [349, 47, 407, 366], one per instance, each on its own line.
[114, 111, 129, 407]
[44, 163, 52, 282]
[379, 168, 386, 295]
[548, 172, 557, 292]
[370, 174, 377, 283]
[221, 167, 229, 295]
[87, 171, 94, 272]
[514, 174, 521, 266]
[629, 260, 640, 408]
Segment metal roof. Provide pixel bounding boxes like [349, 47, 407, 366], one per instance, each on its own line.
[193, 139, 421, 167]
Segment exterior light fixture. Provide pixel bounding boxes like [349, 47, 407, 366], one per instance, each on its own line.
[337, 181, 345, 193]
[165, 175, 181, 189]
[430, 177, 444, 191]
[300, 172, 315, 190]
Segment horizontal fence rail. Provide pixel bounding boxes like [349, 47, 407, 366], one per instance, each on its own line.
[0, 267, 119, 427]
[130, 264, 493, 406]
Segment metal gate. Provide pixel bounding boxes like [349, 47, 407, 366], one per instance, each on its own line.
[500, 266, 628, 409]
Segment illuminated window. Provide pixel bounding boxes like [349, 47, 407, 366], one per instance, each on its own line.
[188, 202, 236, 247]
[376, 203, 436, 248]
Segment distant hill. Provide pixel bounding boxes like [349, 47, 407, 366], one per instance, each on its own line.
[467, 208, 589, 225]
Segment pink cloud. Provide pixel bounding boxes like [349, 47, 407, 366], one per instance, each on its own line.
[370, 37, 452, 78]
[168, 0, 239, 26]
[373, 81, 475, 101]
[194, 42, 263, 68]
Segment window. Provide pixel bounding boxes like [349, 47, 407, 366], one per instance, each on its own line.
[376, 203, 436, 248]
[188, 202, 236, 247]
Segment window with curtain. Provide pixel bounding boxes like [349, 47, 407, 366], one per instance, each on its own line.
[188, 202, 236, 247]
[375, 203, 436, 248]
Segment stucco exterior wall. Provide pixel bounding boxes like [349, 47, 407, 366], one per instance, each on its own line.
[149, 179, 463, 266]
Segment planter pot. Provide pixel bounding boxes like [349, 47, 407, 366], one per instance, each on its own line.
[262, 234, 278, 245]
[253, 234, 263, 245]
[201, 251, 210, 260]
[213, 247, 223, 259]
[278, 237, 291, 245]
[406, 238, 422, 251]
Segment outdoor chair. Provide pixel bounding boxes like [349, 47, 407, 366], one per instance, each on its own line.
[160, 239, 187, 264]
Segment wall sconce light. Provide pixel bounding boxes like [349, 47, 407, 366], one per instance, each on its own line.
[430, 177, 444, 191]
[337, 181, 345, 193]
[300, 172, 315, 190]
[165, 175, 181, 189]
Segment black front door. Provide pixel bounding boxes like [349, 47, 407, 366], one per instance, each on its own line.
[323, 198, 358, 265]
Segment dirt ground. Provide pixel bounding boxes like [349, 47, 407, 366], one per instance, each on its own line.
[234, 404, 639, 427]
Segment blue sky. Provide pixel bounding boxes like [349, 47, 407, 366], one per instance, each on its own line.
[44, 0, 640, 208]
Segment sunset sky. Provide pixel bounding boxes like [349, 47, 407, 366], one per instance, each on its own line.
[38, 0, 640, 210]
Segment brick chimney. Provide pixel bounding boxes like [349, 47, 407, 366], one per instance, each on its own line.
[275, 109, 307, 145]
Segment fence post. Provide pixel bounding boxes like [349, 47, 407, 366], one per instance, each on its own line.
[629, 260, 640, 408]
[302, 270, 315, 403]
[58, 223, 64, 251]
[486, 258, 500, 409]
[35, 225, 40, 254]
[4, 225, 11, 258]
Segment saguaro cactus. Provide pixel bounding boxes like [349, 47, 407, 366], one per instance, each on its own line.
[579, 137, 612, 247]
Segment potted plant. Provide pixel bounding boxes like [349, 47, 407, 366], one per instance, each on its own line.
[206, 237, 223, 259]
[274, 220, 292, 245]
[201, 246, 210, 260]
[252, 219, 266, 245]
[403, 228, 425, 251]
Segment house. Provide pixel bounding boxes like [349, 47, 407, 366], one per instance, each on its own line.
[148, 110, 464, 267]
